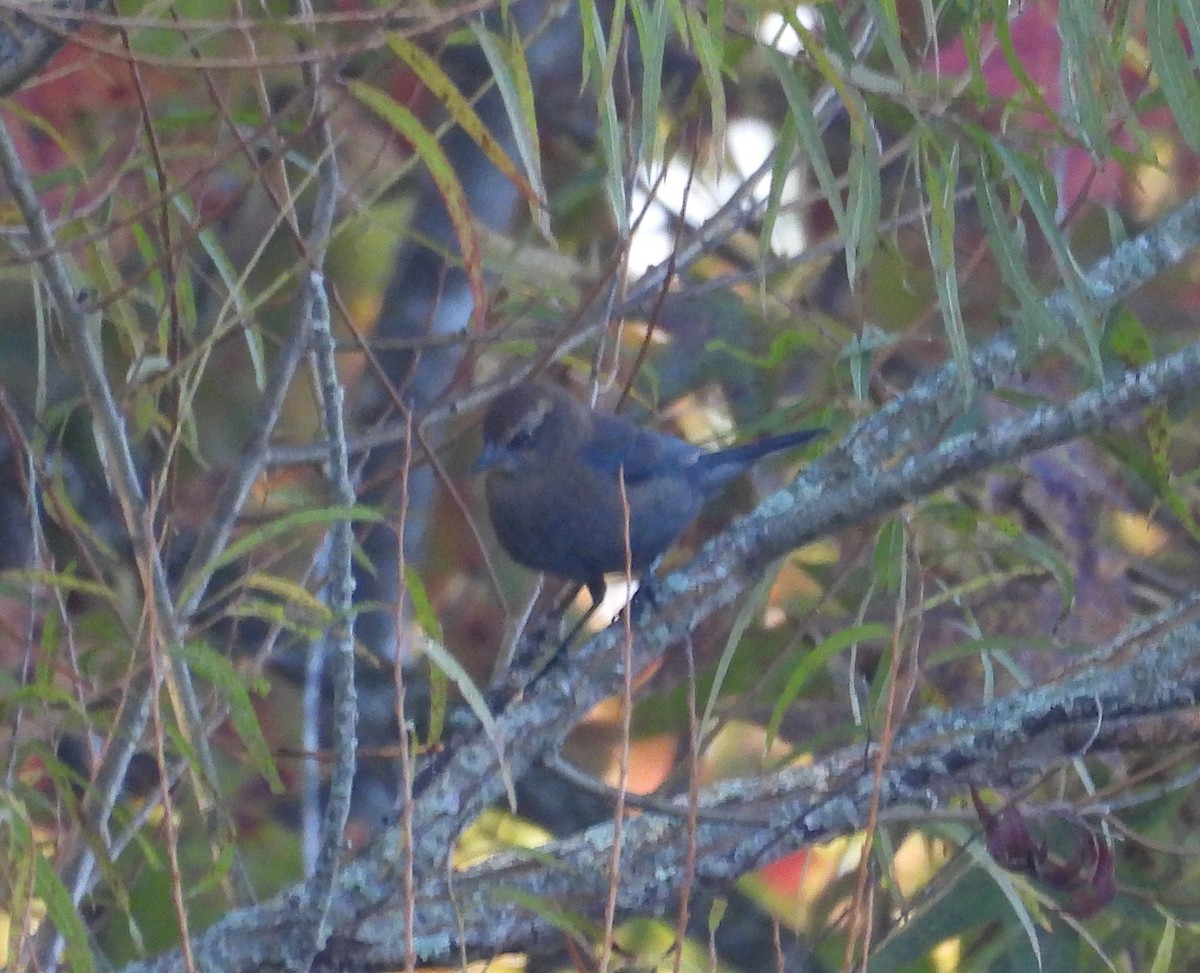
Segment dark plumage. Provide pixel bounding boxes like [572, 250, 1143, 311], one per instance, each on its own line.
[473, 381, 825, 605]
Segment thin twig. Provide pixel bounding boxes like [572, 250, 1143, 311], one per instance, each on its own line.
[0, 96, 237, 973]
[285, 2, 355, 968]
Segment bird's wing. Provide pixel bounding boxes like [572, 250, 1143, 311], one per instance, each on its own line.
[581, 414, 699, 484]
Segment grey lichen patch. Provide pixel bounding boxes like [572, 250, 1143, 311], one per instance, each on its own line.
[581, 823, 621, 850]
[339, 858, 381, 893]
[757, 487, 798, 518]
[654, 570, 692, 597]
[412, 932, 453, 962]
[803, 794, 861, 834]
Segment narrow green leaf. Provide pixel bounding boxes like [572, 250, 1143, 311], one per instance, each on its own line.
[845, 115, 881, 285]
[0, 669, 81, 710]
[991, 142, 1102, 375]
[245, 572, 334, 622]
[426, 654, 449, 747]
[578, 0, 598, 89]
[177, 640, 285, 793]
[844, 63, 906, 97]
[583, 2, 629, 231]
[974, 151, 1062, 356]
[766, 623, 890, 749]
[923, 498, 979, 535]
[706, 0, 725, 50]
[1137, 403, 1200, 542]
[763, 48, 847, 243]
[45, 465, 121, 563]
[964, 840, 1043, 969]
[1057, 0, 1107, 153]
[0, 568, 114, 600]
[34, 867, 91, 972]
[599, 0, 630, 112]
[225, 599, 325, 640]
[760, 114, 799, 266]
[865, 0, 910, 82]
[917, 0, 938, 69]
[925, 632, 1076, 669]
[869, 828, 1016, 970]
[173, 242, 198, 336]
[990, 146, 1076, 273]
[420, 635, 517, 810]
[920, 568, 1048, 615]
[629, 0, 668, 166]
[183, 505, 382, 604]
[191, 840, 236, 899]
[815, 3, 854, 61]
[779, 10, 878, 285]
[1008, 526, 1076, 615]
[685, 6, 727, 159]
[958, 11, 987, 104]
[707, 897, 727, 934]
[666, 0, 693, 69]
[403, 566, 443, 643]
[130, 220, 164, 350]
[922, 139, 971, 394]
[1181, 0, 1200, 54]
[350, 81, 489, 325]
[388, 34, 536, 206]
[468, 23, 554, 242]
[874, 517, 906, 593]
[402, 566, 449, 744]
[1149, 0, 1200, 151]
[1104, 306, 1153, 368]
[707, 324, 809, 370]
[1150, 914, 1176, 973]
[172, 194, 264, 390]
[701, 569, 774, 736]
[841, 325, 896, 400]
[17, 805, 96, 973]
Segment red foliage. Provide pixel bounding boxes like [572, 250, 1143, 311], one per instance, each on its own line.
[971, 786, 1117, 918]
[6, 40, 139, 176]
[928, 0, 1186, 212]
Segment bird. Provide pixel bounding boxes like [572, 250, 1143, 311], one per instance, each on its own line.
[473, 380, 825, 612]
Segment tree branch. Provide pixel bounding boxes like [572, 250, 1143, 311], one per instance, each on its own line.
[118, 189, 1200, 973]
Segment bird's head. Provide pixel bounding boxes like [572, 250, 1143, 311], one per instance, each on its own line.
[472, 381, 584, 476]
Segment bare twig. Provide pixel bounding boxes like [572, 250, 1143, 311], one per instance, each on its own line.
[282, 4, 355, 970]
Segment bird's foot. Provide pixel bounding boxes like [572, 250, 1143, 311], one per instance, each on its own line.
[628, 572, 660, 621]
[509, 612, 564, 675]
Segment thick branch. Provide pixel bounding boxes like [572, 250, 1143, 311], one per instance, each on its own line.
[119, 189, 1200, 972]
[127, 617, 1200, 971]
[324, 623, 1200, 967]
[0, 0, 104, 97]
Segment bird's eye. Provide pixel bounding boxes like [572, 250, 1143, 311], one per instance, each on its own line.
[508, 428, 535, 450]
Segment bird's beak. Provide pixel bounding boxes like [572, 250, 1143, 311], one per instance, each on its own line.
[471, 442, 506, 474]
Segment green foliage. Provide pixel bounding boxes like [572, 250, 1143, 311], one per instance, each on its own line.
[176, 640, 283, 793]
[5, 1, 1200, 971]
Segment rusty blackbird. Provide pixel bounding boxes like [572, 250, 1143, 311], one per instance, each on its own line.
[473, 381, 824, 607]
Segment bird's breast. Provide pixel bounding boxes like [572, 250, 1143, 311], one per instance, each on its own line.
[484, 463, 702, 582]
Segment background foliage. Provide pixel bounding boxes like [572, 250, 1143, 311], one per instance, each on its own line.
[2, 1, 1200, 971]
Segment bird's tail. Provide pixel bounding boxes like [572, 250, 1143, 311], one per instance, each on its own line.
[695, 427, 827, 494]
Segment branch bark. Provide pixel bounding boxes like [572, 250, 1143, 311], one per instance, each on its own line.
[119, 190, 1200, 972]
